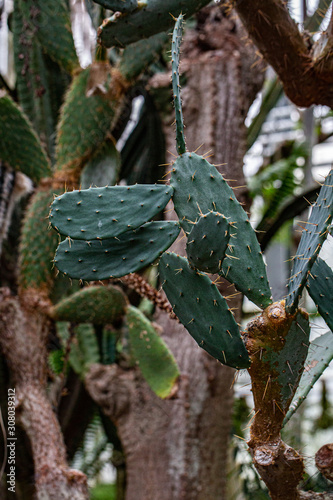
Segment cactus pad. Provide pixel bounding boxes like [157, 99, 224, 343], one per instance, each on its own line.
[306, 257, 333, 332]
[186, 211, 231, 273]
[55, 63, 125, 179]
[0, 92, 51, 183]
[51, 285, 127, 324]
[126, 305, 179, 398]
[54, 221, 180, 280]
[170, 152, 272, 309]
[119, 32, 169, 81]
[284, 330, 333, 425]
[98, 0, 211, 48]
[18, 0, 79, 73]
[159, 252, 250, 369]
[285, 168, 333, 313]
[81, 139, 121, 189]
[50, 184, 174, 239]
[92, 0, 139, 12]
[171, 14, 186, 155]
[18, 186, 60, 294]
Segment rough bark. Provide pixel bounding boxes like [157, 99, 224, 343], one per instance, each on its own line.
[0, 289, 89, 500]
[233, 0, 333, 107]
[85, 7, 265, 500]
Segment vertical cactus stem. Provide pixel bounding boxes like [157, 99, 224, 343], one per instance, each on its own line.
[171, 14, 186, 155]
[245, 300, 309, 443]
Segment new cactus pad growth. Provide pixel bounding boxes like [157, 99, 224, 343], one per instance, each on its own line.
[172, 15, 186, 156]
[186, 212, 231, 273]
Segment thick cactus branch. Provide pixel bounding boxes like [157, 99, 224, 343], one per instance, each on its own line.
[0, 290, 88, 499]
[233, 0, 333, 107]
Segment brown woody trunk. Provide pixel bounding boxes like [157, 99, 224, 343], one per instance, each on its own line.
[85, 7, 265, 500]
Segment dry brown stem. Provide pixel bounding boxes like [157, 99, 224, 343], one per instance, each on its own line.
[233, 0, 333, 107]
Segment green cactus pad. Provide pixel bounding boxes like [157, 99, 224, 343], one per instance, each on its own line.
[126, 305, 179, 398]
[12, 2, 36, 126]
[92, 0, 139, 12]
[54, 221, 180, 280]
[284, 330, 333, 425]
[55, 63, 122, 178]
[261, 311, 310, 412]
[159, 252, 250, 369]
[119, 32, 169, 81]
[13, 2, 60, 160]
[50, 184, 174, 239]
[18, 186, 60, 293]
[170, 152, 272, 309]
[285, 168, 333, 313]
[98, 0, 211, 48]
[0, 92, 51, 183]
[307, 257, 333, 332]
[18, 0, 79, 74]
[171, 14, 186, 155]
[186, 211, 231, 273]
[50, 285, 127, 324]
[57, 322, 100, 377]
[81, 139, 121, 188]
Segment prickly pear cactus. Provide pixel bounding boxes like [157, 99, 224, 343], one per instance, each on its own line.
[186, 212, 231, 273]
[49, 15, 333, 426]
[54, 221, 180, 280]
[97, 0, 212, 48]
[285, 169, 333, 313]
[159, 253, 250, 369]
[50, 184, 174, 239]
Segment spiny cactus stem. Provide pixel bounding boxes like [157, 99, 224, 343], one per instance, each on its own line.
[171, 14, 186, 155]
